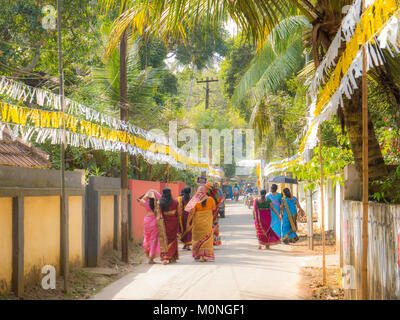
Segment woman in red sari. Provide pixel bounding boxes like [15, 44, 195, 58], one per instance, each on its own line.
[253, 189, 281, 249]
[158, 187, 179, 265]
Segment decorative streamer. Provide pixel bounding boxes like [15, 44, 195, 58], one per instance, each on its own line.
[264, 0, 400, 176]
[0, 101, 224, 177]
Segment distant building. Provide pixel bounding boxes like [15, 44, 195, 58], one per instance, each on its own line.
[0, 128, 51, 168]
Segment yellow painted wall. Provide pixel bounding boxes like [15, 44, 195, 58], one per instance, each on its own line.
[0, 198, 12, 293]
[24, 196, 60, 285]
[100, 195, 114, 254]
[68, 196, 83, 268]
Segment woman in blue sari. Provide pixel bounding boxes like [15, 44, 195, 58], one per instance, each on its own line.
[281, 188, 303, 244]
[266, 184, 282, 240]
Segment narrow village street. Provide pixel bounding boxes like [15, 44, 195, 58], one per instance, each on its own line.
[92, 200, 324, 300]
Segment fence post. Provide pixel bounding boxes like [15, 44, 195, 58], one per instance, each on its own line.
[86, 178, 100, 267]
[113, 195, 120, 251]
[12, 195, 24, 297]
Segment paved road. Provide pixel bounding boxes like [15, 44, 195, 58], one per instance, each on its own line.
[92, 200, 309, 300]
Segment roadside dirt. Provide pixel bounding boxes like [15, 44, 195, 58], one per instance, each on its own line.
[300, 266, 345, 300]
[291, 223, 345, 300]
[1, 242, 146, 300]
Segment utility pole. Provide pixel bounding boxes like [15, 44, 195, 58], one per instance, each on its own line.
[57, 0, 68, 293]
[196, 77, 218, 109]
[319, 125, 326, 285]
[120, 0, 129, 263]
[304, 52, 313, 251]
[361, 0, 369, 300]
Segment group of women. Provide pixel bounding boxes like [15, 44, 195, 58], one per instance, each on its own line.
[253, 184, 303, 249]
[137, 183, 224, 264]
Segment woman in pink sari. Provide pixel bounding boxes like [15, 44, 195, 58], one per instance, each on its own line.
[137, 189, 161, 264]
[253, 189, 281, 249]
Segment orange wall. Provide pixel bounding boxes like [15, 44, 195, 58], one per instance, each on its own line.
[129, 180, 186, 243]
[0, 197, 12, 294]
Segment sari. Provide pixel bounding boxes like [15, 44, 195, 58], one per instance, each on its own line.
[205, 183, 224, 246]
[253, 198, 281, 245]
[140, 190, 161, 260]
[281, 196, 299, 243]
[157, 199, 179, 262]
[267, 192, 282, 239]
[190, 197, 216, 260]
[142, 200, 161, 259]
[177, 196, 192, 245]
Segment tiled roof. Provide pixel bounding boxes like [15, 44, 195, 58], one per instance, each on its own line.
[0, 128, 51, 168]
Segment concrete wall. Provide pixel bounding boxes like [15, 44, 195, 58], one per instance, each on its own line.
[129, 180, 186, 243]
[24, 196, 60, 285]
[0, 197, 12, 294]
[0, 166, 85, 296]
[100, 195, 114, 255]
[69, 196, 84, 268]
[129, 180, 161, 243]
[342, 201, 400, 299]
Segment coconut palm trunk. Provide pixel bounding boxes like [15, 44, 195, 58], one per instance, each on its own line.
[342, 78, 388, 181]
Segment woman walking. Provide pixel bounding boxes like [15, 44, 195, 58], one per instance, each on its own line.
[137, 189, 161, 264]
[267, 184, 283, 240]
[205, 182, 223, 246]
[281, 188, 303, 244]
[158, 187, 179, 264]
[177, 187, 192, 250]
[185, 186, 216, 262]
[253, 189, 281, 249]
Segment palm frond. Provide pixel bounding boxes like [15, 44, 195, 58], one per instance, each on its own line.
[232, 15, 310, 105]
[91, 40, 162, 115]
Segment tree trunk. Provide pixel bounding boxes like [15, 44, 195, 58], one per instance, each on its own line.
[342, 78, 388, 181]
[120, 10, 129, 263]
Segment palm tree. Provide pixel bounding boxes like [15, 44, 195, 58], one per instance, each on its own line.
[90, 38, 165, 177]
[232, 15, 311, 106]
[100, 0, 396, 183]
[91, 41, 164, 126]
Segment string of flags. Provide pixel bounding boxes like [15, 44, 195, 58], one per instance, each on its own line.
[0, 78, 224, 178]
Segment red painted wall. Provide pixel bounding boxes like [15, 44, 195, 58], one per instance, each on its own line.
[129, 180, 186, 243]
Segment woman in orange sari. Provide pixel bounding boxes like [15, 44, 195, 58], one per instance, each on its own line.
[205, 182, 224, 246]
[185, 186, 216, 262]
[158, 187, 179, 265]
[177, 187, 192, 250]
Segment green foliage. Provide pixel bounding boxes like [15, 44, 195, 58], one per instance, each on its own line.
[372, 166, 400, 204]
[250, 73, 308, 161]
[290, 145, 353, 192]
[220, 35, 255, 99]
[0, 0, 105, 91]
